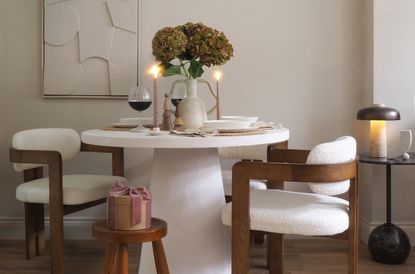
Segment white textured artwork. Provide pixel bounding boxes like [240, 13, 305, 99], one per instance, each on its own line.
[43, 0, 138, 97]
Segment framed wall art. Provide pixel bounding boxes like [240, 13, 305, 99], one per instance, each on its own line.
[42, 0, 140, 98]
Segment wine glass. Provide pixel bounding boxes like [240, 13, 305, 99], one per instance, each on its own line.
[128, 85, 152, 132]
[170, 83, 187, 107]
[170, 83, 187, 120]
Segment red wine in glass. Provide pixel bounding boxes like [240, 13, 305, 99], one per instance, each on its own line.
[129, 101, 152, 111]
[171, 98, 182, 107]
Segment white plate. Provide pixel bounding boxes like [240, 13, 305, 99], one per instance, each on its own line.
[220, 116, 258, 123]
[203, 120, 252, 131]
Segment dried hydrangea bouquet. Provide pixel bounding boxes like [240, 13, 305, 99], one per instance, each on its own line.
[151, 22, 234, 129]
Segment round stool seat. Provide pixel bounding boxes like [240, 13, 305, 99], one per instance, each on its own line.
[92, 218, 169, 274]
[92, 218, 167, 244]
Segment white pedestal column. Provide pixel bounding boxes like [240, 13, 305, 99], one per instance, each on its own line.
[139, 148, 231, 274]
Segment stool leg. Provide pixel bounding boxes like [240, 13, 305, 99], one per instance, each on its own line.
[116, 244, 129, 274]
[104, 244, 116, 274]
[152, 240, 169, 274]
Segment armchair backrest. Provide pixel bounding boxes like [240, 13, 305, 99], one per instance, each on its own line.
[12, 128, 81, 172]
[306, 136, 356, 195]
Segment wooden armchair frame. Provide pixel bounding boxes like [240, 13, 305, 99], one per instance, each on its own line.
[9, 142, 124, 274]
[231, 146, 358, 274]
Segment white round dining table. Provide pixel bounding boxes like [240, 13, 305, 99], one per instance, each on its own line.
[81, 128, 289, 274]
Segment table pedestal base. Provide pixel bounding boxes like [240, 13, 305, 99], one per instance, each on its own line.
[368, 223, 411, 264]
[138, 148, 231, 274]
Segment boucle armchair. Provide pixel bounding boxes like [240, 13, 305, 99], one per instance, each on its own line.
[9, 128, 126, 274]
[222, 136, 358, 274]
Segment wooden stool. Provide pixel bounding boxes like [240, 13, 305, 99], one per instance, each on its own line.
[92, 218, 169, 274]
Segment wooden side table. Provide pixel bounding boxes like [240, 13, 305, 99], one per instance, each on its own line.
[92, 218, 169, 274]
[359, 153, 413, 264]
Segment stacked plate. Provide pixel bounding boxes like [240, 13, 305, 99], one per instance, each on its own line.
[112, 118, 153, 128]
[202, 116, 259, 133]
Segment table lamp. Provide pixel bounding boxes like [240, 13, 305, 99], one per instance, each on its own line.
[356, 104, 400, 158]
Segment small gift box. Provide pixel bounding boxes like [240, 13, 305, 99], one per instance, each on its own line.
[107, 182, 152, 230]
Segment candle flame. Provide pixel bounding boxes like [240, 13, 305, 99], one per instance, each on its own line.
[214, 71, 222, 81]
[150, 65, 160, 78]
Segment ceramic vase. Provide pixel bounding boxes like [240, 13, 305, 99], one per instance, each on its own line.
[177, 79, 207, 129]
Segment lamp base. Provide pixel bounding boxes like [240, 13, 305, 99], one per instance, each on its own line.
[369, 120, 387, 158]
[368, 223, 411, 264]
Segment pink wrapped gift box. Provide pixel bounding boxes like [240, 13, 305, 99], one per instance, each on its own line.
[107, 182, 152, 230]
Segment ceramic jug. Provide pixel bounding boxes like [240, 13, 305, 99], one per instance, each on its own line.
[170, 79, 217, 129]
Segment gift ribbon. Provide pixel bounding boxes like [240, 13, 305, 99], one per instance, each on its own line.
[107, 181, 152, 230]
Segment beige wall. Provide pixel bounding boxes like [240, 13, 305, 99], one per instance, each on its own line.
[0, 0, 363, 238]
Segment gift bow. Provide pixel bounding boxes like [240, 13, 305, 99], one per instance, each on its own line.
[107, 182, 152, 229]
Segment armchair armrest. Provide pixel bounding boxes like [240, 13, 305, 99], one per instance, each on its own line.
[10, 147, 64, 222]
[80, 142, 124, 177]
[232, 160, 356, 184]
[10, 147, 62, 166]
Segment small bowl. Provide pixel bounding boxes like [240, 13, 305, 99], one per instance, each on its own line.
[202, 120, 252, 131]
[220, 116, 258, 123]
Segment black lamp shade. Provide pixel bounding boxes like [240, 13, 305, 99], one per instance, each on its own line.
[356, 105, 400, 121]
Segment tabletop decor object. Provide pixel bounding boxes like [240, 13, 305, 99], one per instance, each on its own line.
[170, 78, 216, 129]
[170, 82, 186, 130]
[151, 65, 161, 134]
[152, 22, 233, 129]
[214, 71, 222, 120]
[387, 129, 412, 159]
[356, 103, 400, 158]
[161, 94, 174, 131]
[107, 182, 152, 231]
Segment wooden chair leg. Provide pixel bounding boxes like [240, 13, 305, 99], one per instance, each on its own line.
[34, 204, 45, 256]
[104, 244, 116, 274]
[348, 179, 359, 274]
[24, 203, 37, 259]
[253, 231, 265, 245]
[152, 240, 169, 274]
[268, 233, 283, 274]
[348, 230, 358, 274]
[115, 244, 128, 274]
[49, 204, 64, 274]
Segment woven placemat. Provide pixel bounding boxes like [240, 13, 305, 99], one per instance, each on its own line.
[215, 129, 267, 136]
[102, 127, 132, 131]
[101, 127, 267, 136]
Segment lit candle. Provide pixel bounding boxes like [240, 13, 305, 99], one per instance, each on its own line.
[214, 71, 222, 120]
[151, 65, 160, 132]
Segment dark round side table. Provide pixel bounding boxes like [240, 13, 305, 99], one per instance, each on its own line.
[359, 153, 413, 264]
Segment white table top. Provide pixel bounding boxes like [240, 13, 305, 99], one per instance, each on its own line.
[81, 128, 289, 149]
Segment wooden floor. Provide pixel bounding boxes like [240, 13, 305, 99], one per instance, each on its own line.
[0, 239, 414, 274]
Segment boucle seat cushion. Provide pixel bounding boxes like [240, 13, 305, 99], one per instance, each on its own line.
[221, 189, 349, 236]
[16, 175, 126, 205]
[222, 170, 267, 196]
[307, 136, 356, 196]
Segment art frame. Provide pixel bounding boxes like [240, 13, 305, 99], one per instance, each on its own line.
[41, 0, 141, 99]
